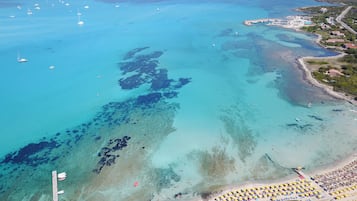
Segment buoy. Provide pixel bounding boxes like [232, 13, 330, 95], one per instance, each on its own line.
[134, 181, 139, 187]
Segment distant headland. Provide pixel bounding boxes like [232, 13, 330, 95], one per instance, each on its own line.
[245, 1, 357, 105]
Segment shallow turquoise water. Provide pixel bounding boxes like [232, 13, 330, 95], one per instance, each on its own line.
[0, 0, 356, 200]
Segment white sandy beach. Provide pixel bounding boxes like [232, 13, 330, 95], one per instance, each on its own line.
[201, 153, 357, 201]
[297, 51, 357, 106]
[297, 56, 355, 103]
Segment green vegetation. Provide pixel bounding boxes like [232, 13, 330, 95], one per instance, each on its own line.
[306, 60, 329, 65]
[313, 69, 357, 98]
[299, 6, 354, 47]
[316, 0, 357, 6]
[300, 6, 344, 19]
[299, 3, 357, 100]
[342, 7, 357, 33]
[340, 49, 357, 63]
[311, 50, 357, 98]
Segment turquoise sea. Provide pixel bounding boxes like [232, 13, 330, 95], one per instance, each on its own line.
[0, 0, 356, 200]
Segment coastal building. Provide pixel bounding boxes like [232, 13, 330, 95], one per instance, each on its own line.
[327, 69, 344, 77]
[326, 39, 345, 43]
[320, 7, 328, 13]
[330, 31, 345, 37]
[344, 43, 357, 49]
[320, 23, 331, 30]
[326, 17, 335, 25]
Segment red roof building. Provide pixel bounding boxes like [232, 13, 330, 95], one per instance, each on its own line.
[344, 43, 357, 49]
[326, 39, 345, 43]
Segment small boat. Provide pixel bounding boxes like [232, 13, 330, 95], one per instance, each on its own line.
[49, 65, 55, 70]
[27, 9, 33, 15]
[17, 53, 28, 63]
[18, 58, 28, 63]
[57, 190, 65, 194]
[77, 15, 84, 25]
[77, 8, 82, 16]
[57, 172, 67, 181]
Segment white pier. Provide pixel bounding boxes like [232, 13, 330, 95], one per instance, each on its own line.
[52, 170, 67, 201]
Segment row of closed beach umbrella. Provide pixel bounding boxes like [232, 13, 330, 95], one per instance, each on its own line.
[213, 160, 357, 201]
[328, 184, 357, 200]
[213, 179, 322, 201]
[311, 160, 357, 193]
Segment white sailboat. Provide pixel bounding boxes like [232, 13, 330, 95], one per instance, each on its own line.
[27, 9, 33, 15]
[17, 52, 28, 63]
[77, 15, 84, 26]
[77, 7, 83, 16]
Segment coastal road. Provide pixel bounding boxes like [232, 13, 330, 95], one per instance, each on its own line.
[336, 6, 357, 35]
